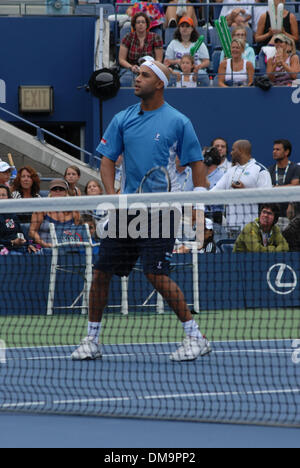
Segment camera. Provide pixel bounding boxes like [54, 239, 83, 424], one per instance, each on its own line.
[203, 147, 222, 167]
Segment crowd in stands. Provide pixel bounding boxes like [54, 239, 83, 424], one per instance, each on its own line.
[97, 0, 300, 87]
[0, 135, 299, 255]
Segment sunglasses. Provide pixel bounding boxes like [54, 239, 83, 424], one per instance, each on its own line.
[51, 187, 66, 192]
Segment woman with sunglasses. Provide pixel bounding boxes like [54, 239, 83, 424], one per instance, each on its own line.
[29, 179, 81, 249]
[267, 34, 300, 86]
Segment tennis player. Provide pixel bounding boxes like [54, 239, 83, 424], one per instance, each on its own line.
[72, 60, 211, 362]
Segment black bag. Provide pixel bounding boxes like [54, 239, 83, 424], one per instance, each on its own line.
[88, 68, 120, 101]
[254, 76, 272, 91]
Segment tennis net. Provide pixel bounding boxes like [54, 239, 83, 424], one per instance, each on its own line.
[0, 187, 299, 427]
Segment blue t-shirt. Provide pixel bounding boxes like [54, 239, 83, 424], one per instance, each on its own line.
[97, 102, 203, 194]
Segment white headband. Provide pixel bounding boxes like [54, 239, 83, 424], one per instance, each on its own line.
[142, 60, 169, 88]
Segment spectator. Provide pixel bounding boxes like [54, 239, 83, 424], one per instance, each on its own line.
[164, 17, 210, 86]
[170, 54, 198, 87]
[218, 38, 255, 87]
[164, 1, 198, 29]
[211, 137, 232, 174]
[255, 0, 299, 50]
[217, 0, 253, 27]
[125, 1, 165, 31]
[29, 179, 81, 249]
[268, 139, 300, 227]
[219, 26, 256, 69]
[0, 161, 13, 187]
[199, 218, 217, 254]
[266, 34, 300, 86]
[252, 0, 269, 34]
[84, 179, 103, 196]
[0, 184, 37, 255]
[64, 166, 82, 196]
[203, 146, 224, 226]
[119, 12, 163, 86]
[233, 203, 289, 252]
[282, 202, 300, 251]
[11, 166, 41, 224]
[11, 166, 41, 199]
[211, 140, 272, 236]
[80, 213, 101, 256]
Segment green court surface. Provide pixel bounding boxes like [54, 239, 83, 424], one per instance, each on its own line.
[0, 308, 298, 348]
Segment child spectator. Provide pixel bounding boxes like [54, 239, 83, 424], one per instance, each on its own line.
[170, 54, 197, 87]
[64, 166, 82, 196]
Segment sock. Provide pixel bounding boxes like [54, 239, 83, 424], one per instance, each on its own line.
[182, 319, 203, 340]
[88, 322, 102, 344]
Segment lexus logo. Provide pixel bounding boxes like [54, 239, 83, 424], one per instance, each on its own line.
[267, 263, 297, 295]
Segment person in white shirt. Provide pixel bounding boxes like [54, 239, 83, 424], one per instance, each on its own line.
[219, 0, 254, 27]
[211, 140, 272, 236]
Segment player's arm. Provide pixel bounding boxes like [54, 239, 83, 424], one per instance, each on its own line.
[100, 156, 117, 195]
[190, 160, 207, 189]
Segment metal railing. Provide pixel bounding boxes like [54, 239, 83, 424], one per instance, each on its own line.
[0, 105, 100, 168]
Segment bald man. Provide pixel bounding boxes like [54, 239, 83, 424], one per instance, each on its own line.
[72, 59, 211, 362]
[211, 139, 272, 234]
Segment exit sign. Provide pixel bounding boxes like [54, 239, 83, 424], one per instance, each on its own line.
[19, 86, 54, 113]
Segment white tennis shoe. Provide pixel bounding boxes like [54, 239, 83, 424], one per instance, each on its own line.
[71, 337, 102, 361]
[170, 336, 212, 362]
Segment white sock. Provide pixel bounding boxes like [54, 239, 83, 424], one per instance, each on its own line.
[88, 322, 102, 344]
[182, 319, 203, 340]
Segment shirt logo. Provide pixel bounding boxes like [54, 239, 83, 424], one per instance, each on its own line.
[6, 219, 15, 229]
[101, 138, 107, 145]
[154, 133, 160, 142]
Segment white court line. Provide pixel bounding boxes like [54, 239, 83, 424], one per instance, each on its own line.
[1, 387, 299, 409]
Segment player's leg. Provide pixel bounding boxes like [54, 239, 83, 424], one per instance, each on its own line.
[146, 272, 211, 361]
[71, 270, 112, 361]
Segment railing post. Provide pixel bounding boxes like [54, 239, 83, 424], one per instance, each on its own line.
[36, 127, 45, 144]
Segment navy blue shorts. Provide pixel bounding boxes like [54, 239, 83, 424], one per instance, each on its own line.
[94, 212, 177, 277]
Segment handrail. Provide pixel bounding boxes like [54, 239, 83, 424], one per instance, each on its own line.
[0, 105, 100, 168]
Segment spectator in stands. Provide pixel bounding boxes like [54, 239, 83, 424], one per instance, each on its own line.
[282, 202, 300, 251]
[199, 218, 217, 254]
[266, 34, 300, 86]
[164, 0, 198, 29]
[203, 146, 224, 226]
[11, 166, 41, 199]
[255, 0, 299, 50]
[64, 166, 82, 196]
[268, 138, 300, 228]
[170, 54, 198, 87]
[217, 0, 253, 27]
[0, 161, 13, 187]
[0, 185, 37, 255]
[119, 12, 163, 86]
[211, 140, 272, 236]
[80, 213, 101, 256]
[11, 166, 41, 224]
[211, 137, 232, 174]
[233, 203, 289, 252]
[125, 1, 165, 31]
[84, 179, 103, 196]
[252, 0, 269, 35]
[218, 38, 255, 87]
[29, 179, 81, 249]
[219, 26, 256, 69]
[164, 17, 210, 86]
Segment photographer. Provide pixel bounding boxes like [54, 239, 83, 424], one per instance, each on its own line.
[203, 146, 224, 226]
[0, 185, 37, 255]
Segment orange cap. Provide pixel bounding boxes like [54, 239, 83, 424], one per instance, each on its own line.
[178, 16, 194, 27]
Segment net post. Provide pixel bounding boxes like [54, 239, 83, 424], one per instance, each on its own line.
[47, 223, 58, 316]
[191, 243, 200, 314]
[121, 277, 129, 315]
[81, 224, 94, 315]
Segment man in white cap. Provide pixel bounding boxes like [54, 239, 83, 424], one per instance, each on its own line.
[0, 161, 13, 187]
[72, 59, 211, 362]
